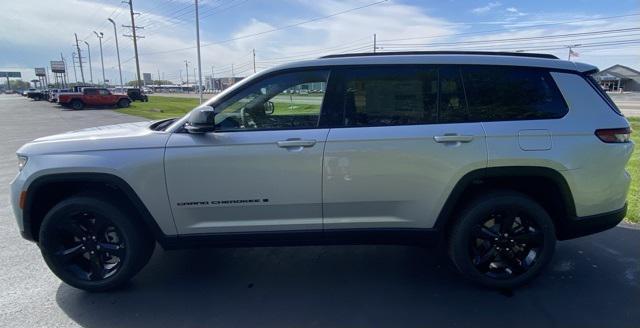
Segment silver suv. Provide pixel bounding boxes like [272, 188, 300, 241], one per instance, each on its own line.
[10, 51, 632, 291]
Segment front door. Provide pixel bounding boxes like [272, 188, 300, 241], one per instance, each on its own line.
[322, 65, 488, 230]
[165, 69, 332, 235]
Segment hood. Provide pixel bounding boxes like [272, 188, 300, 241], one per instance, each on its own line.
[18, 121, 171, 155]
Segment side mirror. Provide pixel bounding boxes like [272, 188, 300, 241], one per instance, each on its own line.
[264, 101, 275, 115]
[185, 105, 216, 133]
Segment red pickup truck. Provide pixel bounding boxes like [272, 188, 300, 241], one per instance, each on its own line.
[58, 87, 131, 110]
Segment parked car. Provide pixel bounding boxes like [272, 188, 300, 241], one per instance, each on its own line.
[10, 51, 632, 292]
[57, 87, 131, 110]
[126, 88, 148, 102]
[26, 89, 46, 101]
[48, 89, 72, 103]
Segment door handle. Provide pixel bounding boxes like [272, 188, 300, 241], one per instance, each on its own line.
[433, 135, 474, 143]
[277, 139, 317, 148]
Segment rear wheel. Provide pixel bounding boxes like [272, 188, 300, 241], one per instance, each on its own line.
[70, 100, 84, 110]
[449, 192, 556, 289]
[117, 99, 130, 108]
[39, 196, 155, 292]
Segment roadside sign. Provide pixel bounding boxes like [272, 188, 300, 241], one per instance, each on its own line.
[35, 67, 46, 76]
[0, 72, 21, 78]
[50, 61, 65, 73]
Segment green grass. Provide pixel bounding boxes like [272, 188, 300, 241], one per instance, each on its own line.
[117, 96, 321, 120]
[625, 117, 640, 223]
[117, 96, 199, 120]
[118, 96, 640, 223]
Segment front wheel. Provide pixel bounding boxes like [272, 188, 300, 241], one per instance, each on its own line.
[39, 196, 155, 292]
[117, 99, 130, 108]
[449, 191, 556, 289]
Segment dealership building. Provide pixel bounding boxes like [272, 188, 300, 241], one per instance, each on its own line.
[592, 64, 640, 92]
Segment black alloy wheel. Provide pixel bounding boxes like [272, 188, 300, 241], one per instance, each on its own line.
[49, 211, 126, 282]
[449, 192, 556, 289]
[470, 209, 543, 279]
[39, 196, 154, 292]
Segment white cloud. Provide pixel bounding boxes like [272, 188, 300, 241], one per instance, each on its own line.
[472, 2, 502, 14]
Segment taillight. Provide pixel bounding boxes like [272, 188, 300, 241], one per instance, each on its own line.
[595, 127, 632, 143]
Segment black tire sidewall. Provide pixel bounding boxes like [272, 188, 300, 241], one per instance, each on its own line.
[118, 99, 130, 108]
[39, 196, 153, 292]
[449, 192, 556, 289]
[71, 100, 83, 110]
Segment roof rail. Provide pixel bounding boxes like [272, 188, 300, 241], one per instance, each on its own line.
[320, 51, 559, 60]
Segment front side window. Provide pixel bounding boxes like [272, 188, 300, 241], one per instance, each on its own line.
[462, 66, 568, 121]
[337, 67, 438, 127]
[98, 89, 110, 96]
[214, 70, 329, 131]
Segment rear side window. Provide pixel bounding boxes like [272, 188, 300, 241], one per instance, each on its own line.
[585, 75, 623, 116]
[337, 67, 438, 127]
[461, 66, 568, 121]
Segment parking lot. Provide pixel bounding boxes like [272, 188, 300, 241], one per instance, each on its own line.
[0, 94, 639, 327]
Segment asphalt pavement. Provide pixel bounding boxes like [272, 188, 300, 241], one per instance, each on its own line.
[0, 94, 639, 328]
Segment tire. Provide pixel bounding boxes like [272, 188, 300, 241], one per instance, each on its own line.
[70, 100, 84, 110]
[117, 99, 130, 108]
[448, 191, 556, 289]
[39, 195, 155, 292]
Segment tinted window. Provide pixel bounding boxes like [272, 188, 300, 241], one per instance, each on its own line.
[438, 67, 468, 123]
[337, 67, 438, 126]
[85, 89, 98, 95]
[214, 70, 328, 131]
[461, 66, 567, 121]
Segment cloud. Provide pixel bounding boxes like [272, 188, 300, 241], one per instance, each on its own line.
[472, 2, 502, 14]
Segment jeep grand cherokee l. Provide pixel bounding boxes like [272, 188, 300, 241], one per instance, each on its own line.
[10, 51, 632, 291]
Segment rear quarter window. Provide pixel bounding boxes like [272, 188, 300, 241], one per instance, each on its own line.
[461, 66, 568, 122]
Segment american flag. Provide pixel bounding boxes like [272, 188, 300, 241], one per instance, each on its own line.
[569, 49, 580, 57]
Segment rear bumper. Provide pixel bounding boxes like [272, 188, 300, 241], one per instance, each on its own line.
[557, 203, 627, 240]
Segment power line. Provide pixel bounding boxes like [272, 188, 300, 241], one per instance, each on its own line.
[378, 12, 640, 43]
[140, 0, 390, 56]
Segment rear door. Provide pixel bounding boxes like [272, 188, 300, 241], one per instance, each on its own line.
[322, 65, 487, 230]
[83, 89, 100, 105]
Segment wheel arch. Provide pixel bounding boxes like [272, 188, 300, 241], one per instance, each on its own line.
[434, 166, 577, 240]
[23, 172, 169, 246]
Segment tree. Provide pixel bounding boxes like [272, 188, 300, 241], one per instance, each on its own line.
[0, 79, 31, 90]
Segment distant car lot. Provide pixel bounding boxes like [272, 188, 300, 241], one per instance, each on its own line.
[0, 94, 638, 327]
[611, 92, 640, 117]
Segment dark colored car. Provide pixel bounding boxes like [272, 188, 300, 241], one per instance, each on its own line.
[127, 88, 149, 102]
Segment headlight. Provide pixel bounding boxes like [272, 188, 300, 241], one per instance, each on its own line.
[17, 155, 28, 171]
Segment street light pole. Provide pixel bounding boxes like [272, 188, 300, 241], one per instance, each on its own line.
[83, 41, 93, 84]
[94, 31, 106, 85]
[108, 18, 124, 90]
[195, 0, 203, 103]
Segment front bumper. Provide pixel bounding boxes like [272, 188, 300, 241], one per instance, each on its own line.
[557, 203, 627, 240]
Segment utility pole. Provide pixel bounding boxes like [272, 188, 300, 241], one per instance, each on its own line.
[211, 65, 215, 91]
[252, 48, 256, 73]
[108, 18, 124, 90]
[71, 52, 78, 83]
[74, 33, 86, 83]
[195, 0, 203, 103]
[83, 41, 93, 84]
[124, 0, 143, 88]
[61, 53, 69, 87]
[184, 60, 190, 93]
[94, 32, 106, 85]
[373, 33, 377, 53]
[157, 68, 161, 86]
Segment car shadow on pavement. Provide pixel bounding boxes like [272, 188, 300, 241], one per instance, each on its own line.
[55, 225, 640, 328]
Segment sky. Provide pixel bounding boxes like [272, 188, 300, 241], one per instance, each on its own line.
[0, 0, 638, 85]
